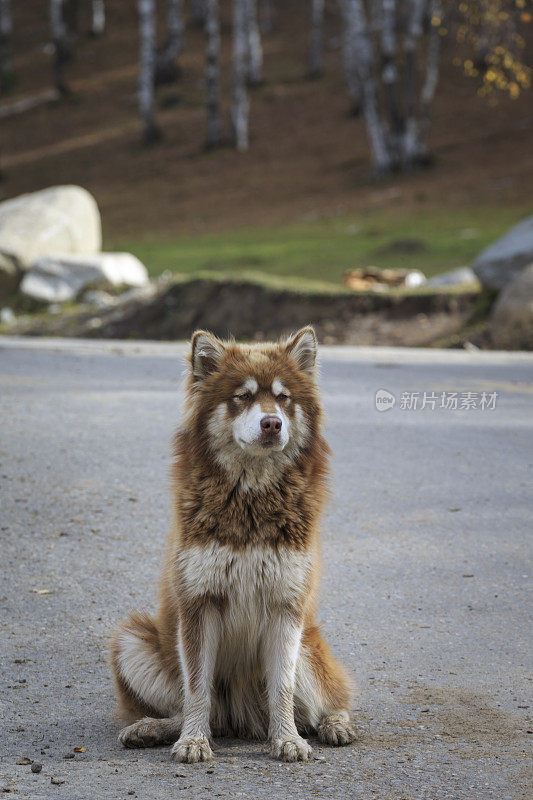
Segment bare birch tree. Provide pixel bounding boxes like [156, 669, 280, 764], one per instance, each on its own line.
[402, 0, 426, 165]
[246, 0, 263, 87]
[232, 0, 250, 151]
[90, 0, 105, 37]
[344, 0, 391, 174]
[0, 0, 10, 43]
[339, 0, 361, 114]
[0, 0, 13, 92]
[50, 0, 71, 95]
[417, 0, 442, 162]
[205, 0, 222, 147]
[343, 0, 445, 175]
[309, 0, 324, 78]
[380, 0, 402, 157]
[138, 0, 160, 143]
[156, 0, 184, 84]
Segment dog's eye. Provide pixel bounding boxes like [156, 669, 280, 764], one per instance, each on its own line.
[277, 393, 290, 402]
[234, 391, 251, 401]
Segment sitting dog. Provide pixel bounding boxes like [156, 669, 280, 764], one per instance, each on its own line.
[111, 326, 357, 763]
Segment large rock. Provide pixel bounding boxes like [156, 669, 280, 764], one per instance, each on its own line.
[0, 186, 102, 270]
[472, 216, 533, 290]
[490, 265, 533, 350]
[20, 253, 149, 302]
[0, 251, 22, 299]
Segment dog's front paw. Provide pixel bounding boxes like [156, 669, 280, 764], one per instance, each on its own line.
[317, 713, 359, 746]
[270, 735, 312, 762]
[171, 734, 213, 763]
[119, 717, 170, 748]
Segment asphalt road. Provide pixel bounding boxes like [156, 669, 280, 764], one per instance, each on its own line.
[1, 337, 532, 800]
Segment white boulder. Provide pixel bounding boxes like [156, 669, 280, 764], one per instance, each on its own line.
[20, 253, 149, 302]
[0, 185, 102, 270]
[490, 264, 533, 350]
[0, 251, 22, 298]
[0, 307, 16, 325]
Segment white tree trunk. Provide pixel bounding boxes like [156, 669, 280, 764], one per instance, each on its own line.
[370, 0, 382, 30]
[402, 0, 426, 164]
[50, 0, 66, 43]
[1, 0, 12, 39]
[339, 0, 361, 114]
[138, 0, 159, 143]
[246, 0, 263, 87]
[344, 0, 391, 174]
[165, 0, 184, 61]
[0, 0, 12, 89]
[50, 0, 70, 94]
[91, 0, 105, 37]
[232, 0, 250, 152]
[417, 0, 441, 162]
[309, 0, 324, 78]
[205, 0, 222, 147]
[380, 0, 402, 161]
[157, 0, 184, 82]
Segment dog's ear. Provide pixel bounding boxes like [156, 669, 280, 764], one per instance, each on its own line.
[191, 330, 226, 381]
[285, 326, 317, 375]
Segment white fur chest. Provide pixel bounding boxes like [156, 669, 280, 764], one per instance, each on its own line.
[176, 542, 311, 616]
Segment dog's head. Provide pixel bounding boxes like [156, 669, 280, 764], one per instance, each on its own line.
[185, 327, 322, 473]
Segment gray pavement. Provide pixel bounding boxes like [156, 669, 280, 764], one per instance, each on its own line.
[0, 336, 532, 800]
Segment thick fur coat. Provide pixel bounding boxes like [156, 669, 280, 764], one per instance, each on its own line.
[111, 327, 357, 763]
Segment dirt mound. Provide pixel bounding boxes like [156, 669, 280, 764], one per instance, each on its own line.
[8, 277, 485, 347]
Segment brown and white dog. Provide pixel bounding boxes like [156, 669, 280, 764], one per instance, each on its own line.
[111, 326, 357, 763]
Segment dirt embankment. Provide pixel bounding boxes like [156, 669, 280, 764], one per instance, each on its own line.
[8, 277, 487, 347]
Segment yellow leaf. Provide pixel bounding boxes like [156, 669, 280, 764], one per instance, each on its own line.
[73, 747, 86, 753]
[32, 589, 52, 595]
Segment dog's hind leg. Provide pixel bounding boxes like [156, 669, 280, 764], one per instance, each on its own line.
[118, 716, 182, 748]
[111, 611, 183, 748]
[294, 625, 359, 746]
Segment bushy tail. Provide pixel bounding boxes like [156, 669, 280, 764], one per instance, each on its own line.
[111, 611, 182, 721]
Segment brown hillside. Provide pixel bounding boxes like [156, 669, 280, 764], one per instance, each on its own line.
[1, 0, 532, 241]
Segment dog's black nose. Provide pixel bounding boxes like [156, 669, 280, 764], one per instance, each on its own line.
[260, 415, 282, 435]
